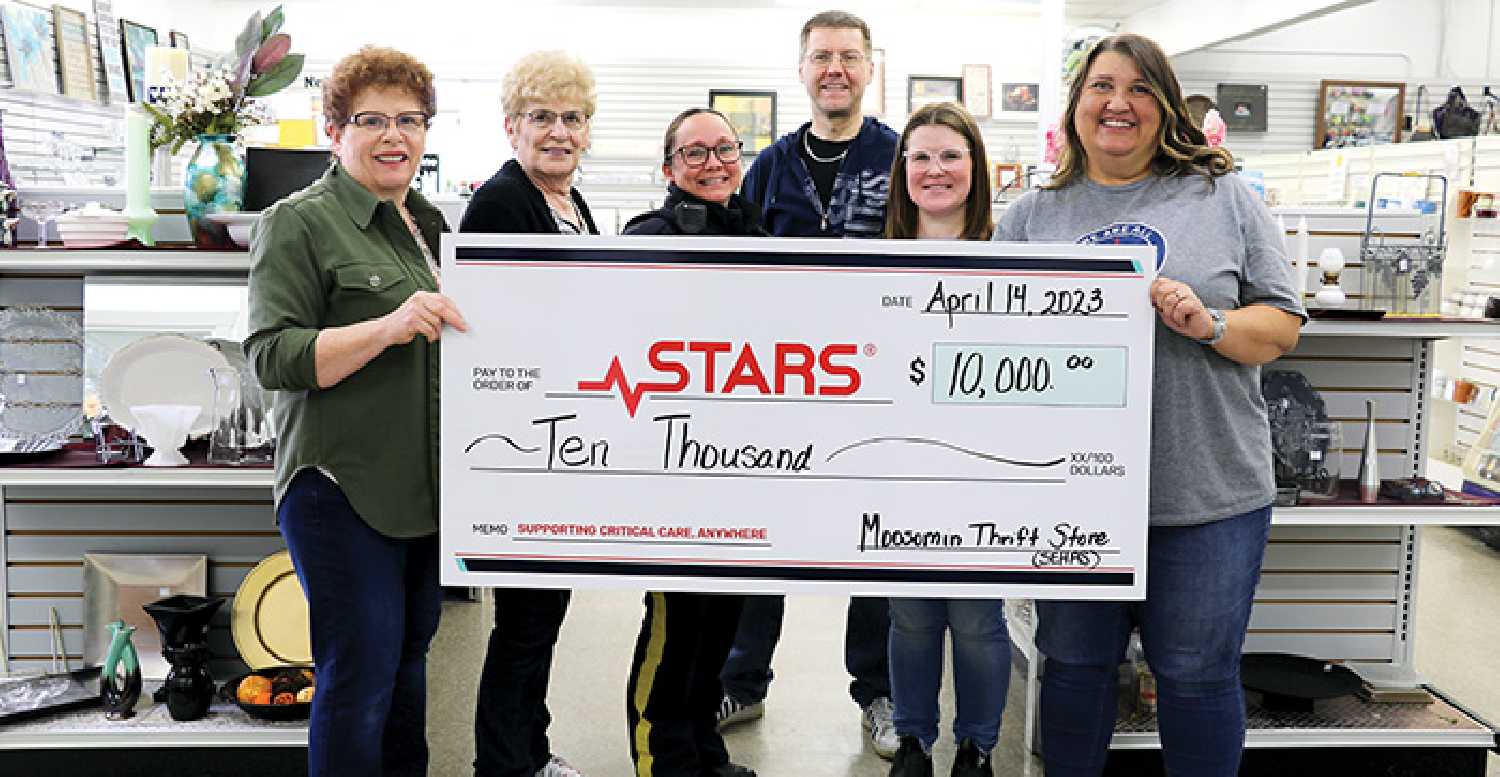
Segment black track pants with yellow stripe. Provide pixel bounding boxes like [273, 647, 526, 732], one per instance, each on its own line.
[627, 591, 746, 777]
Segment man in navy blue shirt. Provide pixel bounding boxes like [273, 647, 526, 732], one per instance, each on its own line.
[723, 9, 901, 761]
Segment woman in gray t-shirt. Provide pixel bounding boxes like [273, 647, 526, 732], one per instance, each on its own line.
[993, 34, 1304, 777]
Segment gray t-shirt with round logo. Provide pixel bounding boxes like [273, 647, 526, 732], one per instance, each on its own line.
[995, 172, 1305, 526]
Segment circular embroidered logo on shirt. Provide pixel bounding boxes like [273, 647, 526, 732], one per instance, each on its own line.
[368, 275, 381, 287]
[1076, 222, 1168, 270]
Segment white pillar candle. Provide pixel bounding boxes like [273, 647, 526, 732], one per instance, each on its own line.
[144, 46, 189, 103]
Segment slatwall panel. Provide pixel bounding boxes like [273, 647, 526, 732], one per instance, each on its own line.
[1452, 137, 1500, 460]
[0, 485, 280, 676]
[0, 1, 220, 189]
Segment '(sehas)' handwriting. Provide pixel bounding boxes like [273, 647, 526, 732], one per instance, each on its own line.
[923, 280, 1105, 327]
[530, 412, 813, 473]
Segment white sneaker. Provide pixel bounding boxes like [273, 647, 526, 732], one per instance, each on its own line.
[861, 696, 899, 760]
[536, 755, 586, 777]
[716, 693, 765, 729]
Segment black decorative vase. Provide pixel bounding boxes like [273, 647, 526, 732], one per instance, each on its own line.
[143, 595, 224, 721]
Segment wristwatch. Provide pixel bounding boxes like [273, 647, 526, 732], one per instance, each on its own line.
[1196, 308, 1227, 345]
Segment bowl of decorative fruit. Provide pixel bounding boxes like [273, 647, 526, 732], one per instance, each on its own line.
[224, 666, 315, 721]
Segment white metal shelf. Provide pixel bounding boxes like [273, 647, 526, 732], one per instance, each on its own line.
[0, 250, 250, 275]
[0, 467, 273, 488]
[1303, 318, 1500, 338]
[1272, 502, 1500, 526]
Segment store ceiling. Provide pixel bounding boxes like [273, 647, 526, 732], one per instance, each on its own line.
[1066, 0, 1167, 23]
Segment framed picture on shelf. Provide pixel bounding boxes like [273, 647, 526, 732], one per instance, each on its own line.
[93, 0, 129, 103]
[1315, 80, 1404, 149]
[169, 29, 188, 51]
[1000, 83, 1039, 112]
[908, 75, 962, 115]
[1217, 83, 1268, 131]
[708, 89, 777, 156]
[993, 162, 1024, 193]
[2, 3, 60, 94]
[962, 64, 991, 119]
[119, 18, 158, 103]
[53, 5, 97, 100]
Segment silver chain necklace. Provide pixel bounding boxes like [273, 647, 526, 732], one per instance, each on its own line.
[803, 130, 849, 164]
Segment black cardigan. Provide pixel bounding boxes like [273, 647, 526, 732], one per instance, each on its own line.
[458, 159, 599, 235]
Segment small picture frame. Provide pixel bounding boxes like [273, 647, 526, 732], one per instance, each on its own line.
[53, 5, 97, 100]
[1217, 83, 1267, 131]
[2, 3, 60, 94]
[1315, 80, 1405, 149]
[93, 0, 129, 103]
[962, 64, 991, 119]
[993, 162, 1025, 193]
[119, 18, 159, 103]
[908, 75, 962, 115]
[169, 30, 189, 51]
[1000, 83, 1039, 113]
[708, 89, 778, 156]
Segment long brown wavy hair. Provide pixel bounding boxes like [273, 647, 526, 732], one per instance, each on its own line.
[1048, 33, 1232, 189]
[884, 102, 993, 240]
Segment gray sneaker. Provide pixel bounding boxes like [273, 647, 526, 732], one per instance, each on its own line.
[717, 694, 765, 729]
[536, 755, 585, 777]
[862, 696, 900, 760]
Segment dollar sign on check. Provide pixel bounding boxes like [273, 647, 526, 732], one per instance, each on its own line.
[909, 356, 926, 386]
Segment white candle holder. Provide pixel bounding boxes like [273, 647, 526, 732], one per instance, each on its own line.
[1313, 247, 1347, 308]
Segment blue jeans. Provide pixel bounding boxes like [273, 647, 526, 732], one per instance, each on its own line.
[278, 468, 443, 777]
[888, 598, 1010, 751]
[721, 594, 891, 707]
[1037, 505, 1272, 777]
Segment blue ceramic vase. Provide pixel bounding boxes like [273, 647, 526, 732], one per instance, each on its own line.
[184, 134, 245, 248]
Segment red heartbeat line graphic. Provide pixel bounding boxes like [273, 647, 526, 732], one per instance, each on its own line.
[577, 357, 680, 417]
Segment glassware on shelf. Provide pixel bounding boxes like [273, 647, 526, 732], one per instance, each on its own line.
[207, 366, 274, 466]
[20, 199, 64, 248]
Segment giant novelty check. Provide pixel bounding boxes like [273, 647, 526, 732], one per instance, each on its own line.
[440, 235, 1156, 599]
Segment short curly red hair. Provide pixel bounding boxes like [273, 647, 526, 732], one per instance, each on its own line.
[322, 46, 436, 127]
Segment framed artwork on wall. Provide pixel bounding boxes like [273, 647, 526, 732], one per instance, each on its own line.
[1315, 80, 1405, 149]
[1000, 83, 1039, 113]
[908, 75, 962, 115]
[708, 89, 777, 156]
[2, 3, 60, 94]
[1217, 83, 1267, 131]
[169, 29, 187, 51]
[92, 0, 128, 103]
[962, 64, 991, 119]
[119, 18, 157, 103]
[52, 5, 96, 100]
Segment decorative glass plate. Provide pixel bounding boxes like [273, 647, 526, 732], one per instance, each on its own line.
[0, 306, 84, 443]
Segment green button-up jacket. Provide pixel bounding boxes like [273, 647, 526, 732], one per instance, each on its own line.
[244, 163, 445, 538]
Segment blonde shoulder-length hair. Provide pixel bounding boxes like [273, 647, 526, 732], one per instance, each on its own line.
[1049, 33, 1233, 189]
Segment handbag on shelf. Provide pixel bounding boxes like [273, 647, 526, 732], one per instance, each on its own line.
[1433, 86, 1481, 139]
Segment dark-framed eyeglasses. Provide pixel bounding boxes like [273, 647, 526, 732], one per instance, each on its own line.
[805, 50, 867, 69]
[671, 141, 743, 168]
[347, 111, 431, 134]
[903, 147, 970, 171]
[523, 108, 589, 131]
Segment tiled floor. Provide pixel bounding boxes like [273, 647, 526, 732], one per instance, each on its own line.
[425, 524, 1500, 776]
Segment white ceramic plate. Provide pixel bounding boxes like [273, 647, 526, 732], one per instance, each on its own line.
[99, 334, 229, 436]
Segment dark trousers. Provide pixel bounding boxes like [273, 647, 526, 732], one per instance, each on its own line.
[278, 468, 442, 777]
[628, 592, 745, 777]
[1038, 506, 1272, 777]
[720, 594, 890, 708]
[474, 587, 571, 777]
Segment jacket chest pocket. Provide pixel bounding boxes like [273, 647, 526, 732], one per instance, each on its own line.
[329, 264, 414, 326]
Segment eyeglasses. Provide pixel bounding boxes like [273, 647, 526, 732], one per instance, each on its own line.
[522, 108, 589, 131]
[805, 50, 867, 68]
[347, 111, 431, 134]
[903, 147, 970, 171]
[671, 141, 743, 168]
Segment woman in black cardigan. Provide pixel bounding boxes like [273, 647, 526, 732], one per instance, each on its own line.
[460, 49, 598, 777]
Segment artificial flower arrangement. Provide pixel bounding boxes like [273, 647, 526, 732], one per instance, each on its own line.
[144, 6, 305, 153]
